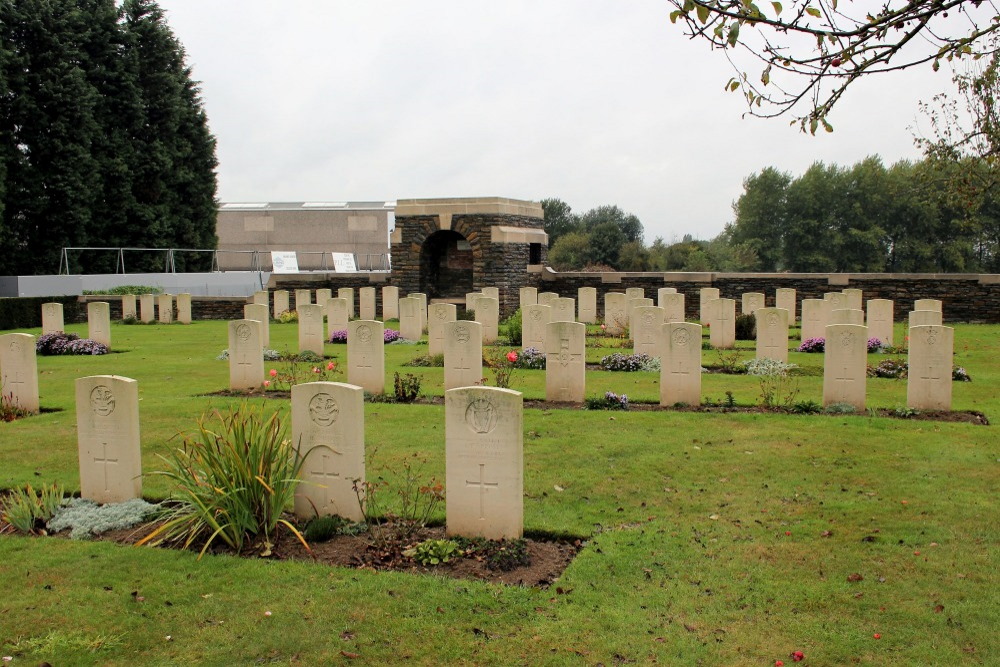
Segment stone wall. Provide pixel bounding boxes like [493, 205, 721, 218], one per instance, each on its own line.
[534, 271, 1000, 322]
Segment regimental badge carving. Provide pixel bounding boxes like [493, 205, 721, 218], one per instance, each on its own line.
[9, 339, 21, 354]
[767, 312, 780, 327]
[435, 308, 448, 320]
[357, 325, 372, 343]
[672, 328, 690, 347]
[530, 310, 542, 322]
[90, 385, 115, 416]
[841, 332, 855, 348]
[455, 325, 471, 344]
[558, 339, 572, 367]
[309, 393, 339, 426]
[925, 327, 938, 345]
[465, 397, 498, 434]
[642, 312, 655, 327]
[235, 323, 252, 342]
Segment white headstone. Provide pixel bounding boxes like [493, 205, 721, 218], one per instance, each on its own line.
[326, 297, 350, 338]
[843, 288, 863, 311]
[699, 288, 720, 324]
[176, 293, 192, 324]
[481, 287, 499, 302]
[315, 288, 333, 307]
[521, 304, 551, 352]
[474, 296, 499, 344]
[412, 293, 428, 333]
[742, 292, 765, 316]
[253, 290, 269, 306]
[830, 308, 865, 325]
[444, 321, 484, 390]
[121, 294, 137, 321]
[625, 287, 645, 300]
[157, 294, 174, 324]
[291, 382, 365, 521]
[0, 333, 39, 413]
[273, 290, 290, 319]
[603, 293, 628, 335]
[229, 320, 263, 390]
[627, 297, 654, 337]
[578, 287, 597, 324]
[398, 297, 423, 342]
[907, 325, 954, 411]
[633, 306, 665, 358]
[347, 320, 385, 394]
[551, 297, 576, 323]
[709, 298, 736, 349]
[466, 292, 482, 312]
[445, 386, 523, 539]
[382, 286, 400, 320]
[298, 304, 325, 356]
[657, 287, 678, 303]
[660, 292, 685, 323]
[139, 294, 156, 323]
[295, 289, 312, 309]
[660, 322, 702, 406]
[866, 299, 894, 346]
[544, 321, 586, 402]
[822, 324, 867, 410]
[75, 375, 141, 504]
[428, 303, 457, 357]
[914, 299, 942, 313]
[359, 287, 376, 321]
[909, 310, 943, 327]
[519, 286, 538, 309]
[824, 292, 846, 318]
[755, 308, 789, 362]
[537, 292, 559, 308]
[41, 302, 64, 334]
[775, 288, 796, 323]
[243, 303, 270, 347]
[800, 298, 826, 342]
[338, 288, 355, 318]
[88, 302, 111, 348]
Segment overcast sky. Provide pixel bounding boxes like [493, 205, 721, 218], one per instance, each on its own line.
[158, 0, 954, 244]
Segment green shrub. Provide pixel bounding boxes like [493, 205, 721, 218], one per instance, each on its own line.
[404, 354, 444, 367]
[47, 498, 158, 539]
[276, 310, 298, 323]
[1, 483, 64, 534]
[455, 536, 531, 571]
[302, 515, 367, 543]
[501, 308, 523, 346]
[393, 372, 422, 402]
[824, 402, 857, 414]
[404, 538, 460, 565]
[139, 403, 308, 557]
[83, 285, 162, 295]
[735, 313, 756, 340]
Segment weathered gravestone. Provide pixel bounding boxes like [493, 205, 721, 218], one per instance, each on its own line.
[823, 292, 846, 319]
[139, 294, 156, 323]
[660, 322, 702, 406]
[627, 298, 654, 337]
[823, 324, 867, 410]
[295, 289, 312, 309]
[625, 287, 645, 300]
[466, 292, 482, 312]
[157, 294, 174, 324]
[657, 287, 678, 303]
[545, 321, 586, 402]
[800, 299, 826, 342]
[843, 288, 863, 311]
[708, 298, 736, 349]
[519, 287, 538, 309]
[75, 375, 141, 503]
[359, 287, 376, 321]
[444, 321, 484, 390]
[348, 320, 384, 394]
[42, 302, 64, 334]
[699, 288, 720, 324]
[298, 304, 325, 356]
[253, 290, 269, 306]
[604, 292, 628, 335]
[428, 303, 457, 357]
[907, 325, 954, 411]
[398, 297, 423, 342]
[445, 386, 523, 539]
[315, 288, 333, 307]
[775, 288, 796, 323]
[338, 288, 355, 318]
[0, 333, 39, 413]
[326, 297, 350, 338]
[291, 382, 365, 521]
[914, 299, 943, 313]
[475, 296, 500, 344]
[660, 292, 685, 323]
[121, 294, 137, 321]
[481, 287, 499, 302]
[537, 292, 558, 308]
[229, 320, 263, 390]
[382, 286, 400, 320]
[176, 293, 192, 324]
[521, 304, 551, 351]
[88, 302, 111, 348]
[412, 292, 428, 333]
[243, 303, 270, 347]
[909, 310, 943, 327]
[552, 297, 575, 323]
[742, 292, 765, 316]
[755, 308, 789, 362]
[830, 308, 864, 325]
[633, 306, 665, 358]
[273, 290, 290, 319]
[578, 287, 597, 323]
[866, 299, 894, 346]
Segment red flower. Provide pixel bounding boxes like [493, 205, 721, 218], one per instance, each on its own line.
[263, 380, 271, 387]
[506, 351, 518, 363]
[326, 361, 336, 370]
[775, 661, 784, 666]
[269, 369, 278, 377]
[873, 633, 881, 639]
[312, 367, 321, 374]
[792, 650, 804, 662]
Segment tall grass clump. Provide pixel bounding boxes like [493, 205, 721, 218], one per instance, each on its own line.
[139, 403, 307, 557]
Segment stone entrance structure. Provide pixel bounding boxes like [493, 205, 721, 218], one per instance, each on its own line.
[391, 197, 547, 315]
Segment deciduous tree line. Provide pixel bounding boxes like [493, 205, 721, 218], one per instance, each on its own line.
[0, 0, 218, 276]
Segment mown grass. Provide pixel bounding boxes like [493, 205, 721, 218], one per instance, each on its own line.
[0, 318, 998, 665]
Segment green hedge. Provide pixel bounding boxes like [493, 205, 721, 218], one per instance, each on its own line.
[0, 296, 83, 331]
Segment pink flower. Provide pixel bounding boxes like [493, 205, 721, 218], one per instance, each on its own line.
[600, 323, 607, 330]
[263, 380, 271, 387]
[326, 361, 335, 370]
[506, 351, 518, 363]
[312, 367, 321, 374]
[269, 369, 278, 377]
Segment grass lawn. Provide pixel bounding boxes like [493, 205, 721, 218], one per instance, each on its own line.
[1, 318, 998, 665]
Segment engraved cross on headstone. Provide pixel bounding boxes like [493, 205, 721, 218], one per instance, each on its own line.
[835, 365, 855, 398]
[94, 442, 119, 493]
[237, 351, 254, 375]
[310, 449, 343, 508]
[920, 364, 942, 382]
[6, 370, 26, 393]
[671, 360, 689, 377]
[466, 463, 499, 520]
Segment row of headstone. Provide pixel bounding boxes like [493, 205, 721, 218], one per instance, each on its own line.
[263, 286, 402, 322]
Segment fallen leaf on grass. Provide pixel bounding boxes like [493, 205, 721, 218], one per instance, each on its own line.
[934, 605, 945, 613]
[340, 650, 360, 659]
[847, 573, 864, 582]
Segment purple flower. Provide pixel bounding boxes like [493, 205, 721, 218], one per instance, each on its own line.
[797, 337, 825, 353]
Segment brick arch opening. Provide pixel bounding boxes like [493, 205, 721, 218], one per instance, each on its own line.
[420, 229, 474, 298]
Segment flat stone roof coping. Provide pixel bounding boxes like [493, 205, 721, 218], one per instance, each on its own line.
[395, 197, 543, 219]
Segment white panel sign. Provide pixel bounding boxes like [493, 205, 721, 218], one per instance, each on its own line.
[270, 251, 299, 274]
[332, 253, 357, 273]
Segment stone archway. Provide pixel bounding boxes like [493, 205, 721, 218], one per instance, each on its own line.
[420, 229, 474, 298]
